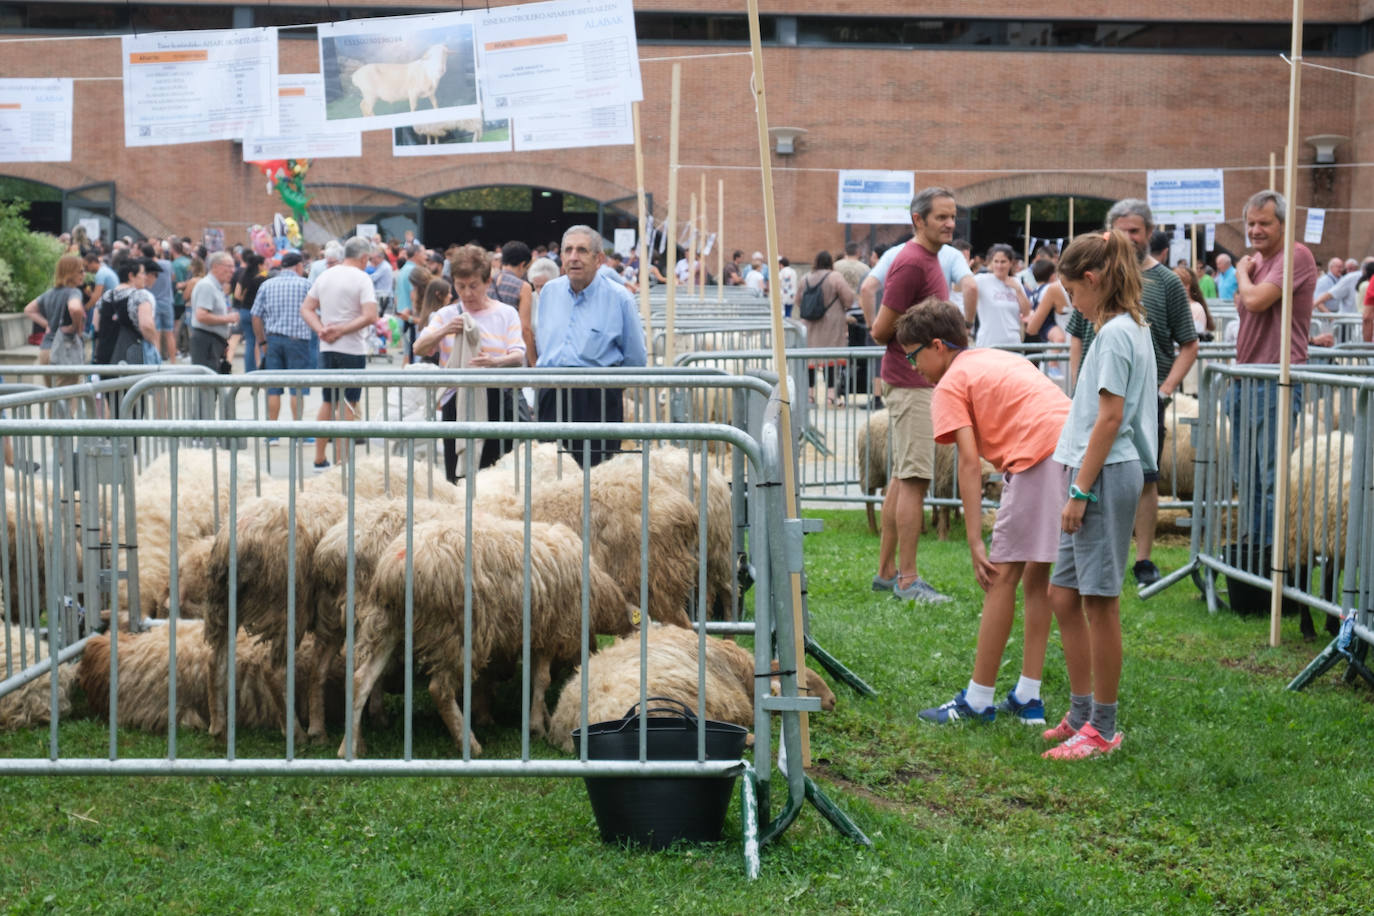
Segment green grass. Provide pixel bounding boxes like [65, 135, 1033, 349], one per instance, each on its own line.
[3, 509, 1373, 913]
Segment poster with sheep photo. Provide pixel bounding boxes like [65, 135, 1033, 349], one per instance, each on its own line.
[392, 113, 511, 156]
[318, 11, 480, 131]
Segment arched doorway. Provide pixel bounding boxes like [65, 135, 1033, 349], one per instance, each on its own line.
[421, 185, 641, 251]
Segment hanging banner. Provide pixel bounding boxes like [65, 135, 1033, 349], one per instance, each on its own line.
[1146, 168, 1225, 226]
[243, 74, 362, 160]
[837, 170, 916, 225]
[1304, 207, 1326, 245]
[0, 78, 72, 162]
[612, 228, 635, 256]
[122, 29, 278, 146]
[477, 0, 642, 119]
[319, 11, 480, 131]
[393, 112, 511, 156]
[512, 103, 632, 151]
[1205, 223, 1216, 252]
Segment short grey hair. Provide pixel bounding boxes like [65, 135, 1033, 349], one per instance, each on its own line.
[207, 251, 234, 270]
[910, 186, 955, 220]
[527, 256, 560, 286]
[1105, 198, 1154, 233]
[324, 241, 345, 263]
[561, 224, 603, 253]
[1243, 189, 1287, 224]
[343, 236, 371, 261]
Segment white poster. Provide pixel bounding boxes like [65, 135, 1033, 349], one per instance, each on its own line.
[612, 228, 635, 256]
[837, 170, 916, 225]
[1146, 168, 1225, 226]
[78, 218, 101, 240]
[0, 78, 72, 163]
[477, 0, 642, 119]
[122, 29, 278, 147]
[1169, 239, 1192, 268]
[356, 223, 377, 240]
[393, 113, 511, 156]
[513, 103, 633, 151]
[243, 74, 362, 160]
[319, 11, 480, 131]
[1205, 223, 1216, 253]
[1304, 208, 1326, 245]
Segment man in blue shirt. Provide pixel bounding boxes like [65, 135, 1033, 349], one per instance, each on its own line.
[1214, 252, 1237, 301]
[535, 225, 647, 468]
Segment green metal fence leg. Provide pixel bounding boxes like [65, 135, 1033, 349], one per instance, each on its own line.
[805, 635, 878, 697]
[1342, 638, 1369, 685]
[804, 775, 872, 847]
[1288, 638, 1345, 690]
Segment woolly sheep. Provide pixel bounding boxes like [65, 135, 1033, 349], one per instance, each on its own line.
[0, 623, 74, 731]
[1285, 431, 1356, 564]
[546, 624, 837, 753]
[339, 515, 635, 758]
[306, 453, 463, 504]
[1156, 395, 1229, 502]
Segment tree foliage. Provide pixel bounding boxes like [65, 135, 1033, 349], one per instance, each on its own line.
[0, 199, 65, 312]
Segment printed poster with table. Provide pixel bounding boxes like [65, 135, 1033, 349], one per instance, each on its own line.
[318, 11, 480, 131]
[0, 78, 72, 162]
[477, 0, 642, 119]
[122, 29, 278, 147]
[512, 103, 632, 151]
[243, 74, 362, 160]
[1146, 169, 1225, 226]
[836, 170, 916, 225]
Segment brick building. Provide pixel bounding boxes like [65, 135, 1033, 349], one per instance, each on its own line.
[2, 0, 1371, 264]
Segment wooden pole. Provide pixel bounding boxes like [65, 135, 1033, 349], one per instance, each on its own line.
[664, 64, 681, 367]
[1068, 196, 1075, 239]
[1269, 1, 1304, 647]
[717, 178, 725, 302]
[1269, 151, 1278, 190]
[699, 173, 709, 293]
[632, 102, 651, 352]
[1023, 203, 1032, 263]
[745, 0, 810, 765]
[688, 191, 698, 298]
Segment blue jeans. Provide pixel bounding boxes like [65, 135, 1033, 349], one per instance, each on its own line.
[238, 308, 257, 372]
[1228, 377, 1303, 546]
[262, 334, 314, 395]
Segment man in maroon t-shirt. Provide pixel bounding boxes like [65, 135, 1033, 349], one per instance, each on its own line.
[868, 187, 957, 603]
[1231, 188, 1316, 546]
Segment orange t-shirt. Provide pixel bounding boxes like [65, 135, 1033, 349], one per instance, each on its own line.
[931, 348, 1070, 473]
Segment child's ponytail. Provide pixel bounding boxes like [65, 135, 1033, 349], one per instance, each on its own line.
[1058, 230, 1146, 328]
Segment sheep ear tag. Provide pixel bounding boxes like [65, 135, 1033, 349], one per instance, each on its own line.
[631, 608, 642, 626]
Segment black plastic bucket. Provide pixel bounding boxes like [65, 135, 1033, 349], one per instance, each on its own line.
[571, 698, 749, 849]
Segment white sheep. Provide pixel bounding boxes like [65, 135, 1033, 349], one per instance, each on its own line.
[306, 453, 463, 504]
[0, 623, 74, 731]
[352, 43, 450, 117]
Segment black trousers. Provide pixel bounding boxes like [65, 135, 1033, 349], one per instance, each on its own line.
[536, 387, 624, 469]
[442, 387, 515, 482]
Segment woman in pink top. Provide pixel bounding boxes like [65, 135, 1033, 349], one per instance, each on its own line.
[414, 244, 525, 479]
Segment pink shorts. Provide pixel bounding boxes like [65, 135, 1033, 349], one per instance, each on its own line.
[988, 455, 1067, 565]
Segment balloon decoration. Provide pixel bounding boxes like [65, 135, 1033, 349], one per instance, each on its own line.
[248, 224, 276, 261]
[249, 158, 312, 226]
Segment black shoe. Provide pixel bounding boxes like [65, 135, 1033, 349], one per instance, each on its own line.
[1133, 560, 1161, 588]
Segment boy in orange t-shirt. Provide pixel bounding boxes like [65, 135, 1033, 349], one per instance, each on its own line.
[895, 298, 1071, 725]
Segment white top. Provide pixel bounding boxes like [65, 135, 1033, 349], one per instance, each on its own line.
[307, 264, 377, 355]
[973, 273, 1024, 348]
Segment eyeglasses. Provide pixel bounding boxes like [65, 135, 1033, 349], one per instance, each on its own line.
[904, 343, 928, 367]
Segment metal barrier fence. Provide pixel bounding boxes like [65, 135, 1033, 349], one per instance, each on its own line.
[1144, 362, 1374, 688]
[0, 368, 850, 876]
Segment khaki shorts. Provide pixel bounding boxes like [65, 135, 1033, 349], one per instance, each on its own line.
[883, 382, 934, 480]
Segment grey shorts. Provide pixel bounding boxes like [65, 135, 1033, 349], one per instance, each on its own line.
[1050, 460, 1144, 597]
[988, 455, 1066, 565]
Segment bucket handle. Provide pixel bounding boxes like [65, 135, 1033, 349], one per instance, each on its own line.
[620, 696, 701, 726]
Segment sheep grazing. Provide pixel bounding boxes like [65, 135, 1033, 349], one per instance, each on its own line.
[77, 620, 330, 738]
[352, 43, 450, 117]
[340, 515, 635, 758]
[305, 496, 452, 743]
[855, 409, 889, 534]
[307, 453, 463, 504]
[546, 625, 837, 754]
[0, 624, 74, 731]
[201, 489, 348, 740]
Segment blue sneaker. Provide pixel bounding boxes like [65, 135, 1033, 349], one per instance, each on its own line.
[918, 690, 995, 725]
[996, 689, 1047, 725]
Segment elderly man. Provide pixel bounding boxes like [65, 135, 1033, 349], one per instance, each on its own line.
[251, 251, 315, 428]
[301, 236, 378, 470]
[1231, 190, 1316, 546]
[534, 224, 647, 468]
[368, 246, 394, 314]
[1215, 253, 1238, 301]
[1314, 255, 1362, 342]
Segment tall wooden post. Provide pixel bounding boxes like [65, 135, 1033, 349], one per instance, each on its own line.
[1023, 204, 1032, 262]
[632, 102, 651, 349]
[717, 178, 725, 302]
[688, 191, 698, 298]
[664, 64, 681, 366]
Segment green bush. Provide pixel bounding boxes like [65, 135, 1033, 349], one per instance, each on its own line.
[0, 199, 65, 312]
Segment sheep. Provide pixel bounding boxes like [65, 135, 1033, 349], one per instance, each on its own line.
[167, 534, 217, 619]
[1285, 431, 1356, 564]
[0, 623, 74, 731]
[304, 496, 452, 743]
[855, 409, 889, 534]
[306, 453, 463, 504]
[352, 43, 450, 118]
[77, 620, 334, 738]
[410, 119, 483, 144]
[1154, 394, 1232, 504]
[546, 624, 837, 753]
[339, 515, 635, 758]
[201, 489, 348, 740]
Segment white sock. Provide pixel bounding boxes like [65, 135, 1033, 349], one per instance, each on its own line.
[1015, 675, 1042, 702]
[965, 680, 995, 711]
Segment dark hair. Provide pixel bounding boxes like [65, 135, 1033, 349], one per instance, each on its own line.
[732, 250, 743, 260]
[1173, 265, 1215, 332]
[139, 242, 156, 259]
[894, 298, 968, 349]
[952, 239, 971, 253]
[1149, 230, 1171, 256]
[115, 259, 144, 283]
[500, 240, 532, 268]
[814, 250, 835, 270]
[1031, 260, 1056, 284]
[1058, 230, 1145, 328]
[986, 243, 1015, 262]
[844, 241, 860, 257]
[779, 256, 790, 268]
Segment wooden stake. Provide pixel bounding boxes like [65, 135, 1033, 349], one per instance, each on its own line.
[1270, 2, 1304, 647]
[1068, 196, 1074, 239]
[1023, 203, 1032, 263]
[632, 102, 651, 350]
[664, 64, 681, 367]
[1269, 150, 1277, 190]
[717, 178, 725, 302]
[699, 173, 709, 292]
[745, 0, 810, 766]
[688, 191, 698, 298]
